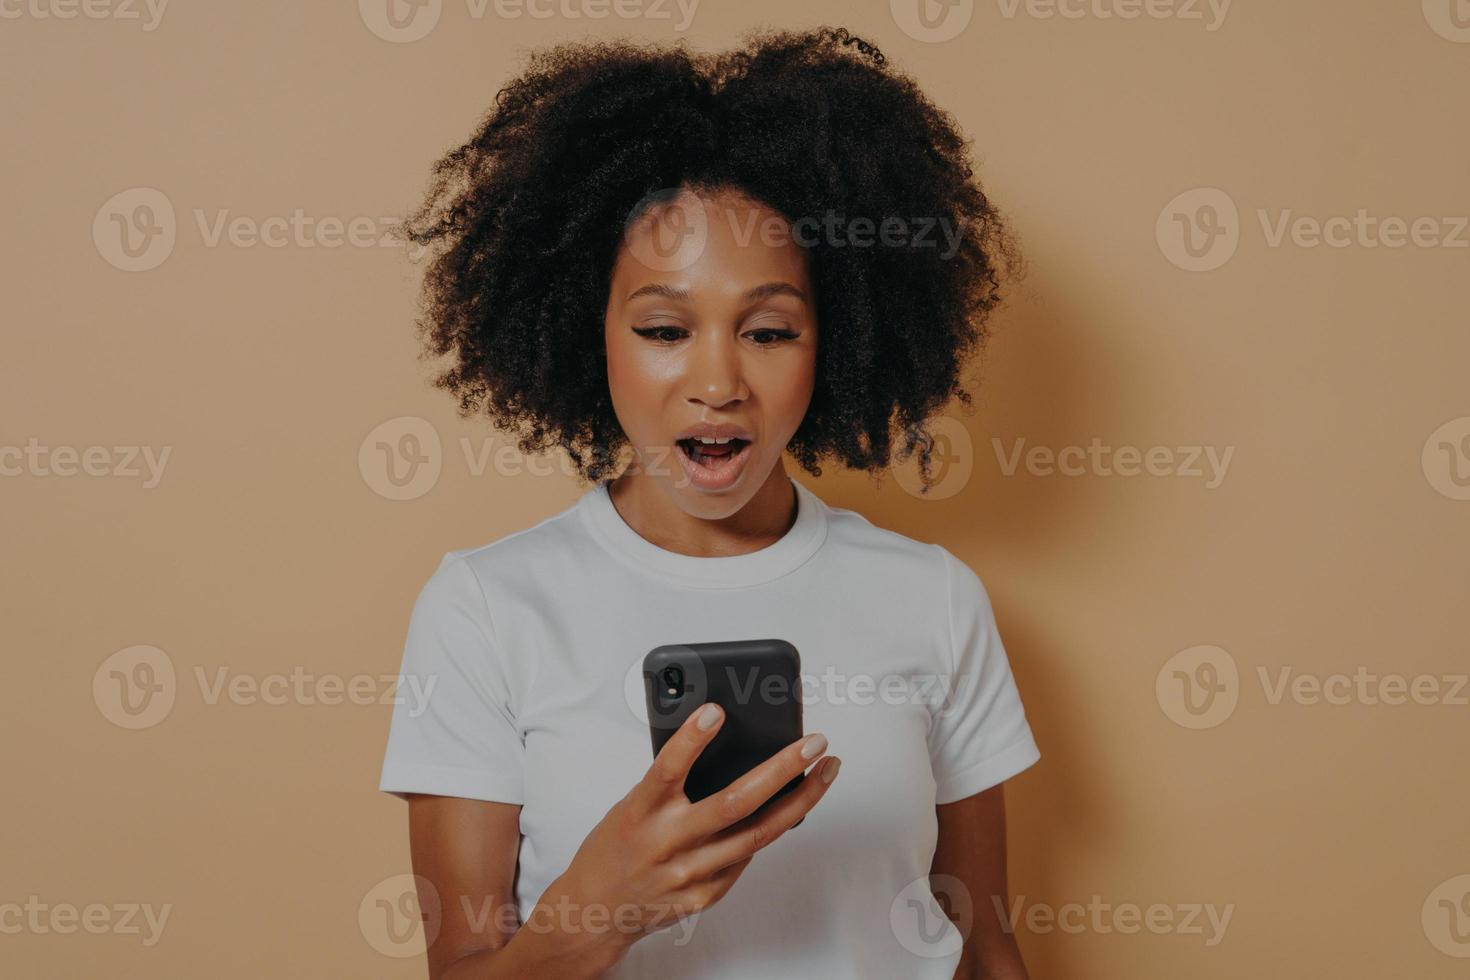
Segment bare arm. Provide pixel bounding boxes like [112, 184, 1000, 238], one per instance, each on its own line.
[405, 794, 627, 979]
[930, 784, 1028, 980]
[402, 704, 839, 978]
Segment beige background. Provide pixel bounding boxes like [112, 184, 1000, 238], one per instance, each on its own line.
[3, 0, 1468, 976]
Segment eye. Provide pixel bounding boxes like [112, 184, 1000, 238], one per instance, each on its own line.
[747, 328, 799, 346]
[632, 325, 687, 345]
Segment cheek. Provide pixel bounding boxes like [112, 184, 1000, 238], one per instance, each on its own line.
[603, 331, 640, 394]
[607, 340, 682, 396]
[765, 352, 817, 423]
[603, 337, 675, 439]
[602, 333, 632, 419]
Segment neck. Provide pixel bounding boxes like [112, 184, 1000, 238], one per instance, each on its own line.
[605, 464, 797, 558]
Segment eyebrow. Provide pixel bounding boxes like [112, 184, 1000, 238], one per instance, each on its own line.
[624, 281, 809, 305]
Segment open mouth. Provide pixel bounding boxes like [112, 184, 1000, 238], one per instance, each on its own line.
[674, 437, 754, 489]
[676, 437, 750, 465]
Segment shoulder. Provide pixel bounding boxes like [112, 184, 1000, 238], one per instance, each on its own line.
[818, 492, 960, 592]
[820, 492, 998, 623]
[418, 497, 588, 602]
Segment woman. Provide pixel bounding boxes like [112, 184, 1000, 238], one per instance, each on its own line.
[380, 26, 1038, 979]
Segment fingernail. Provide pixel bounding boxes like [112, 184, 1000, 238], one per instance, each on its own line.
[800, 733, 827, 759]
[697, 703, 721, 730]
[821, 758, 840, 784]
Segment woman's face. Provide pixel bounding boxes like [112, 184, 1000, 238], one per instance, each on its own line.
[604, 186, 817, 518]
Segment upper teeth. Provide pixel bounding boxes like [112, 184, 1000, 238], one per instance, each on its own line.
[692, 436, 733, 444]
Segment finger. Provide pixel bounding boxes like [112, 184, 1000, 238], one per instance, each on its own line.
[684, 731, 829, 838]
[688, 755, 840, 876]
[636, 702, 724, 808]
[667, 854, 753, 920]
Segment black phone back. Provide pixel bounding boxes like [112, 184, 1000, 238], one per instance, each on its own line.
[643, 638, 806, 823]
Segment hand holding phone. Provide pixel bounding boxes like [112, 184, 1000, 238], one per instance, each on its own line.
[643, 639, 811, 821]
[544, 694, 840, 960]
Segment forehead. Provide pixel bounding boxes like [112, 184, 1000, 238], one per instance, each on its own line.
[610, 188, 811, 302]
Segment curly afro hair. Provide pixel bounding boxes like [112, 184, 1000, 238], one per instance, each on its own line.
[398, 25, 1021, 491]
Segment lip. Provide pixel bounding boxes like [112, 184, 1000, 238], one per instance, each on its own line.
[674, 421, 755, 442]
[674, 437, 754, 492]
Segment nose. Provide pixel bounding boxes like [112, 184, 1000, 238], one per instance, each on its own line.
[685, 329, 748, 408]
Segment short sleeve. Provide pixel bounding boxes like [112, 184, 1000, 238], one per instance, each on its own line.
[927, 546, 1040, 805]
[379, 552, 526, 804]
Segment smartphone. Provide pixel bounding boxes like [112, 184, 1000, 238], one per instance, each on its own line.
[643, 638, 808, 826]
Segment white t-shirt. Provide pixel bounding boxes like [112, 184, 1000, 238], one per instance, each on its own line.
[379, 477, 1040, 978]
